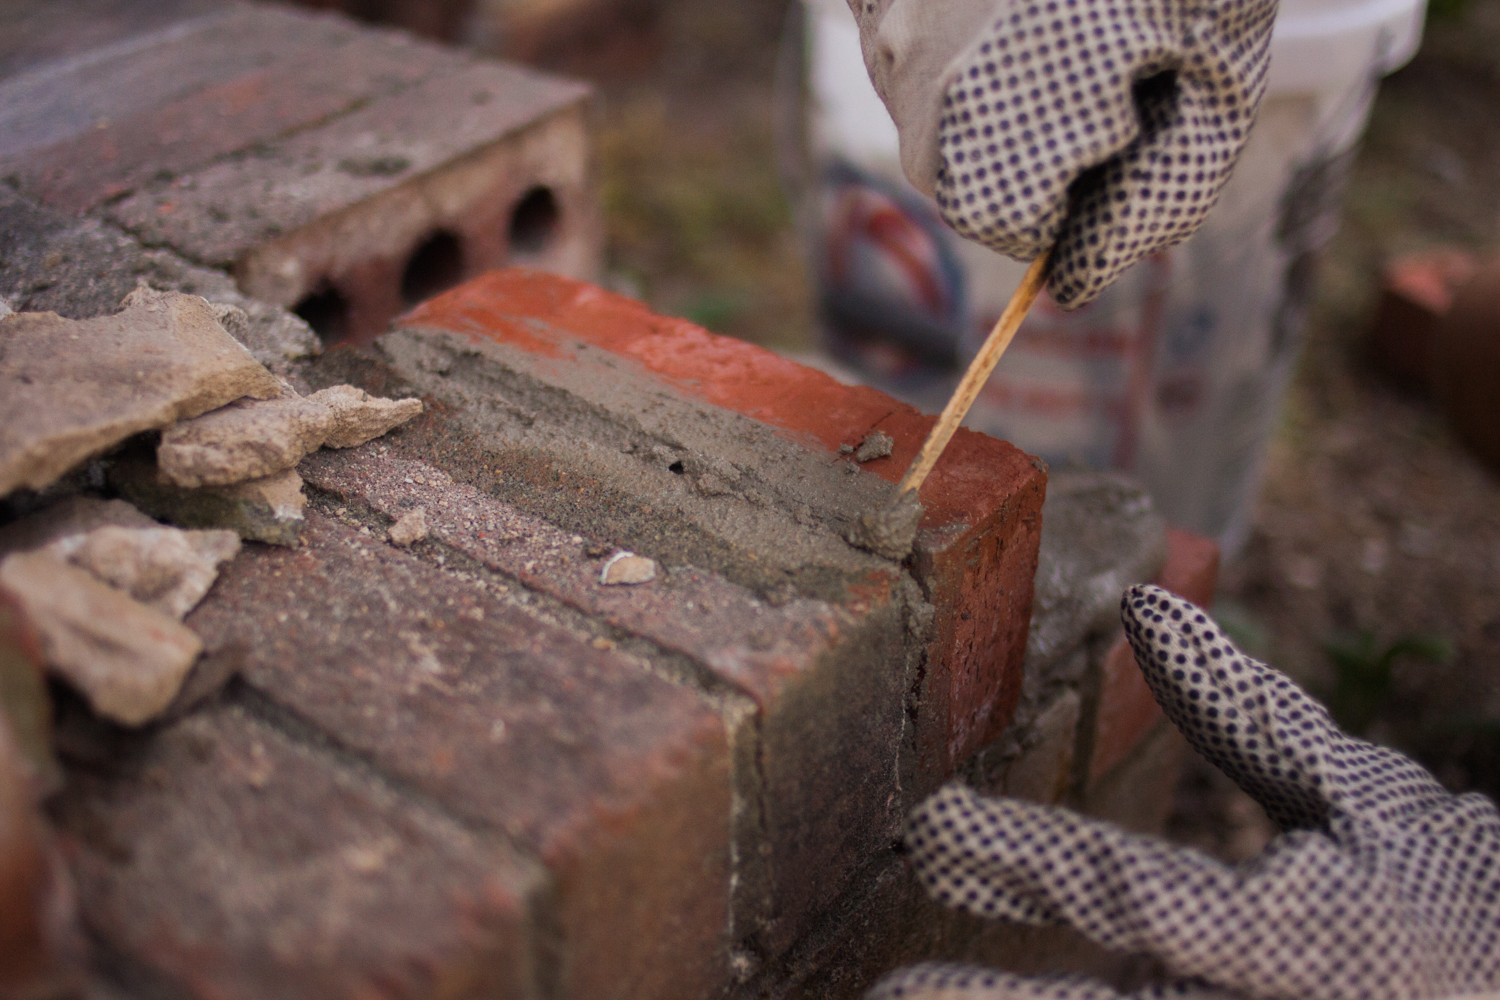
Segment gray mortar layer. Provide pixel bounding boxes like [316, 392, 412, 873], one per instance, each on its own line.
[373, 325, 914, 603]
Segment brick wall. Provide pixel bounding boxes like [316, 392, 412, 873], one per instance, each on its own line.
[1, 5, 1220, 995]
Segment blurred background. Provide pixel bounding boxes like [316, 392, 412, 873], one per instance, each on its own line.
[291, 0, 1500, 811]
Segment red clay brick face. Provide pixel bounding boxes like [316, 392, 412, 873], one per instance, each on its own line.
[1089, 529, 1220, 781]
[402, 269, 1048, 785]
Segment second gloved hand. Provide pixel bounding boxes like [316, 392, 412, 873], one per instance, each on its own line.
[852, 0, 1278, 307]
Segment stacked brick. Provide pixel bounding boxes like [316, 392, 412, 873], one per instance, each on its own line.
[0, 0, 598, 345]
[1, 4, 1220, 997]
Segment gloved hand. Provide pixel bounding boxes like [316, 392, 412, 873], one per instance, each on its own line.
[850, 0, 1278, 308]
[869, 584, 1500, 1000]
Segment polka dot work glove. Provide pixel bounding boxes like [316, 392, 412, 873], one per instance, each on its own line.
[870, 585, 1500, 1000]
[851, 0, 1278, 307]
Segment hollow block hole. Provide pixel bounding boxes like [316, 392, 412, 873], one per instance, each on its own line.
[294, 282, 353, 345]
[508, 186, 561, 257]
[401, 230, 465, 306]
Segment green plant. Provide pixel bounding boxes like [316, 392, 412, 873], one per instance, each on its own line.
[1321, 631, 1452, 736]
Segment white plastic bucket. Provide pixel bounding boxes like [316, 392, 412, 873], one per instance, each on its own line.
[804, 0, 1427, 552]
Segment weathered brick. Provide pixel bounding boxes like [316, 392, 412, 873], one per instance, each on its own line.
[397, 270, 1046, 779]
[315, 270, 1041, 957]
[300, 442, 913, 961]
[5, 5, 444, 213]
[52, 702, 542, 1000]
[0, 0, 222, 81]
[109, 61, 595, 344]
[185, 514, 731, 1000]
[1088, 528, 1219, 783]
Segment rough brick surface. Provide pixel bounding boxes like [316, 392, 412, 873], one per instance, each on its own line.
[300, 440, 913, 961]
[398, 269, 1046, 778]
[1089, 528, 1219, 782]
[186, 514, 732, 1000]
[51, 702, 542, 1000]
[1, 5, 440, 214]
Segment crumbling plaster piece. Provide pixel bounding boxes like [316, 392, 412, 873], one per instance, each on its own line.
[387, 508, 428, 547]
[157, 386, 423, 488]
[158, 395, 334, 488]
[0, 551, 201, 727]
[312, 385, 424, 449]
[49, 526, 240, 620]
[0, 287, 283, 497]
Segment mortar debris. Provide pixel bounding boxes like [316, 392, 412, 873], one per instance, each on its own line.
[846, 490, 925, 561]
[854, 431, 894, 463]
[388, 508, 429, 547]
[600, 551, 657, 585]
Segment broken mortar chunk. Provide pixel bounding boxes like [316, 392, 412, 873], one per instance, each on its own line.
[156, 386, 424, 488]
[388, 509, 429, 547]
[309, 386, 424, 449]
[0, 551, 201, 726]
[158, 395, 332, 487]
[49, 525, 240, 620]
[599, 552, 656, 585]
[110, 459, 306, 547]
[846, 490, 925, 561]
[0, 288, 283, 497]
[854, 431, 894, 463]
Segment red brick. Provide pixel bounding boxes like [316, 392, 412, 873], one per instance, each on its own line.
[0, 0, 221, 81]
[7, 8, 442, 213]
[1089, 528, 1219, 781]
[186, 514, 731, 1000]
[108, 64, 595, 344]
[53, 703, 541, 1000]
[400, 270, 1046, 778]
[300, 443, 913, 960]
[1368, 249, 1478, 391]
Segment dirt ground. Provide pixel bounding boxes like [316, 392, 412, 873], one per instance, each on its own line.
[522, 0, 1500, 838]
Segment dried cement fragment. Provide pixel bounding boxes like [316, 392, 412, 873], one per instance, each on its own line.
[0, 551, 201, 726]
[0, 287, 282, 497]
[110, 459, 306, 546]
[387, 508, 428, 547]
[0, 496, 156, 556]
[157, 386, 424, 488]
[854, 430, 895, 463]
[158, 395, 332, 488]
[49, 525, 240, 620]
[846, 490, 925, 561]
[600, 551, 656, 585]
[309, 385, 423, 449]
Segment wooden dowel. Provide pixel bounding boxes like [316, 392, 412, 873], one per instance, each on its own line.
[895, 250, 1051, 496]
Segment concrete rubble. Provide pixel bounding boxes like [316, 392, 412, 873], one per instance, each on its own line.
[0, 287, 284, 496]
[0, 284, 427, 733]
[159, 386, 423, 488]
[0, 551, 202, 727]
[48, 525, 240, 620]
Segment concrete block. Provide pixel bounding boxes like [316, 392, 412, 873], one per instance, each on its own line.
[310, 269, 1043, 959]
[52, 702, 544, 1000]
[185, 514, 732, 1000]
